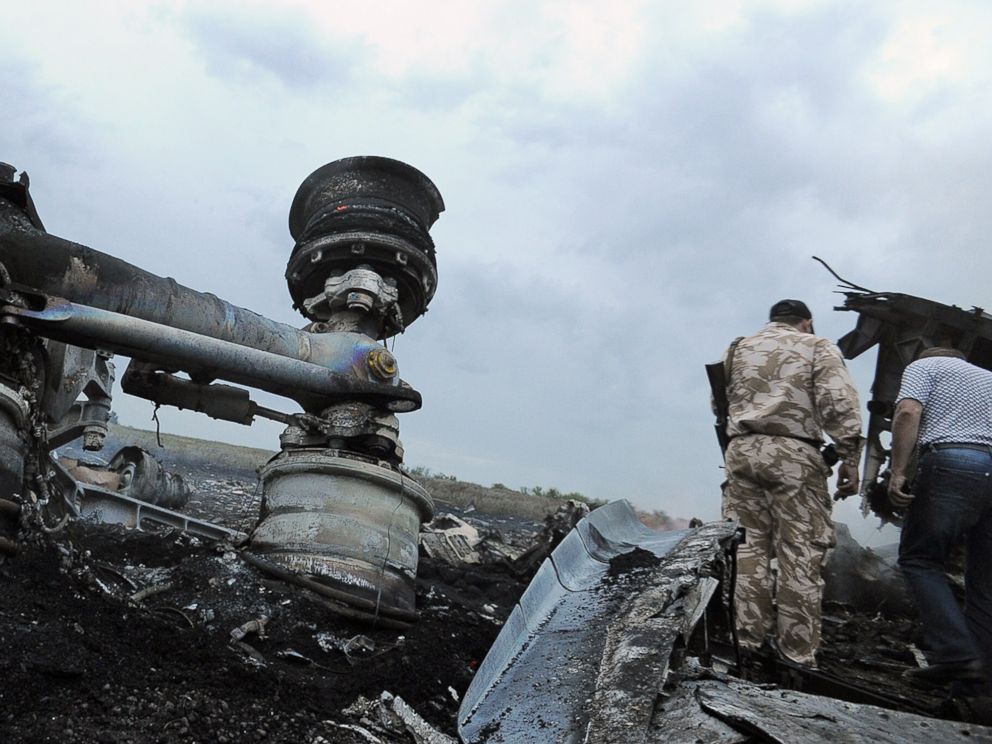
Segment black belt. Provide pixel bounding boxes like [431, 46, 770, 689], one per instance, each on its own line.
[926, 442, 992, 453]
[730, 433, 823, 448]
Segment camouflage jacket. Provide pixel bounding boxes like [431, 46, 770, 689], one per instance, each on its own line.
[720, 322, 864, 464]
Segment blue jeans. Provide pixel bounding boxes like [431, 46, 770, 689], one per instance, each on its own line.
[899, 446, 992, 667]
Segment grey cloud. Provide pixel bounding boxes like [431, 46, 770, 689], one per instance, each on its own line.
[401, 256, 677, 460]
[621, 9, 887, 205]
[482, 8, 914, 314]
[0, 59, 102, 173]
[177, 8, 364, 89]
[393, 75, 482, 113]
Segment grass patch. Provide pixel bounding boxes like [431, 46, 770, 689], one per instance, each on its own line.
[413, 477, 566, 520]
[108, 424, 276, 473]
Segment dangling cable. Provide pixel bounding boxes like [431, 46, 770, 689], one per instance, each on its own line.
[151, 403, 163, 448]
[811, 256, 876, 293]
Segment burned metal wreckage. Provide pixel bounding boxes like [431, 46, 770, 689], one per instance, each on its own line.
[0, 162, 990, 742]
[0, 156, 442, 622]
[835, 284, 992, 525]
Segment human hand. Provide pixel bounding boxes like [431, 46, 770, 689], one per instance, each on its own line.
[888, 472, 914, 509]
[833, 461, 860, 500]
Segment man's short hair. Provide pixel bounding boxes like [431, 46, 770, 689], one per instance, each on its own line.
[769, 299, 812, 325]
[917, 346, 967, 361]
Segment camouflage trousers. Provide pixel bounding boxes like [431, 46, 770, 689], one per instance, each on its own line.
[722, 434, 834, 666]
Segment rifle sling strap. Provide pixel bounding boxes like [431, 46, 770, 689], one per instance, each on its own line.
[724, 336, 744, 399]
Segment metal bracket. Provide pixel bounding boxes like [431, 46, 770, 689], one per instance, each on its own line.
[76, 482, 246, 543]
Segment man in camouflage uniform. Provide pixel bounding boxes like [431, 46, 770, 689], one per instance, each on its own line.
[719, 299, 863, 668]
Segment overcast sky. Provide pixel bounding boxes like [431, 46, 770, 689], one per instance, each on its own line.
[3, 0, 991, 545]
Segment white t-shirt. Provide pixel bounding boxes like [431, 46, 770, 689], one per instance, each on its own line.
[896, 356, 992, 447]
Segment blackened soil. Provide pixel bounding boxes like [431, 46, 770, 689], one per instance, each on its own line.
[817, 603, 953, 716]
[0, 522, 528, 744]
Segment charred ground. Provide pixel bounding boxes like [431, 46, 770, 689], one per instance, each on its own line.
[0, 521, 527, 743]
[0, 425, 985, 743]
[1, 427, 534, 743]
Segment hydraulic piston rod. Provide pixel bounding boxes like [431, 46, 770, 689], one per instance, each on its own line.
[1, 297, 420, 412]
[0, 199, 316, 361]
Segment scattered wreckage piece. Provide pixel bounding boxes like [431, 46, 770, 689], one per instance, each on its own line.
[74, 483, 246, 543]
[691, 677, 990, 743]
[457, 500, 738, 743]
[419, 500, 589, 571]
[108, 446, 191, 509]
[378, 692, 457, 744]
[508, 498, 590, 577]
[65, 463, 247, 544]
[836, 290, 992, 521]
[50, 443, 245, 543]
[62, 445, 192, 510]
[340, 693, 458, 744]
[420, 513, 487, 565]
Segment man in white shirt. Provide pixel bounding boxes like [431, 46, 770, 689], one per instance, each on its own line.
[890, 347, 992, 687]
